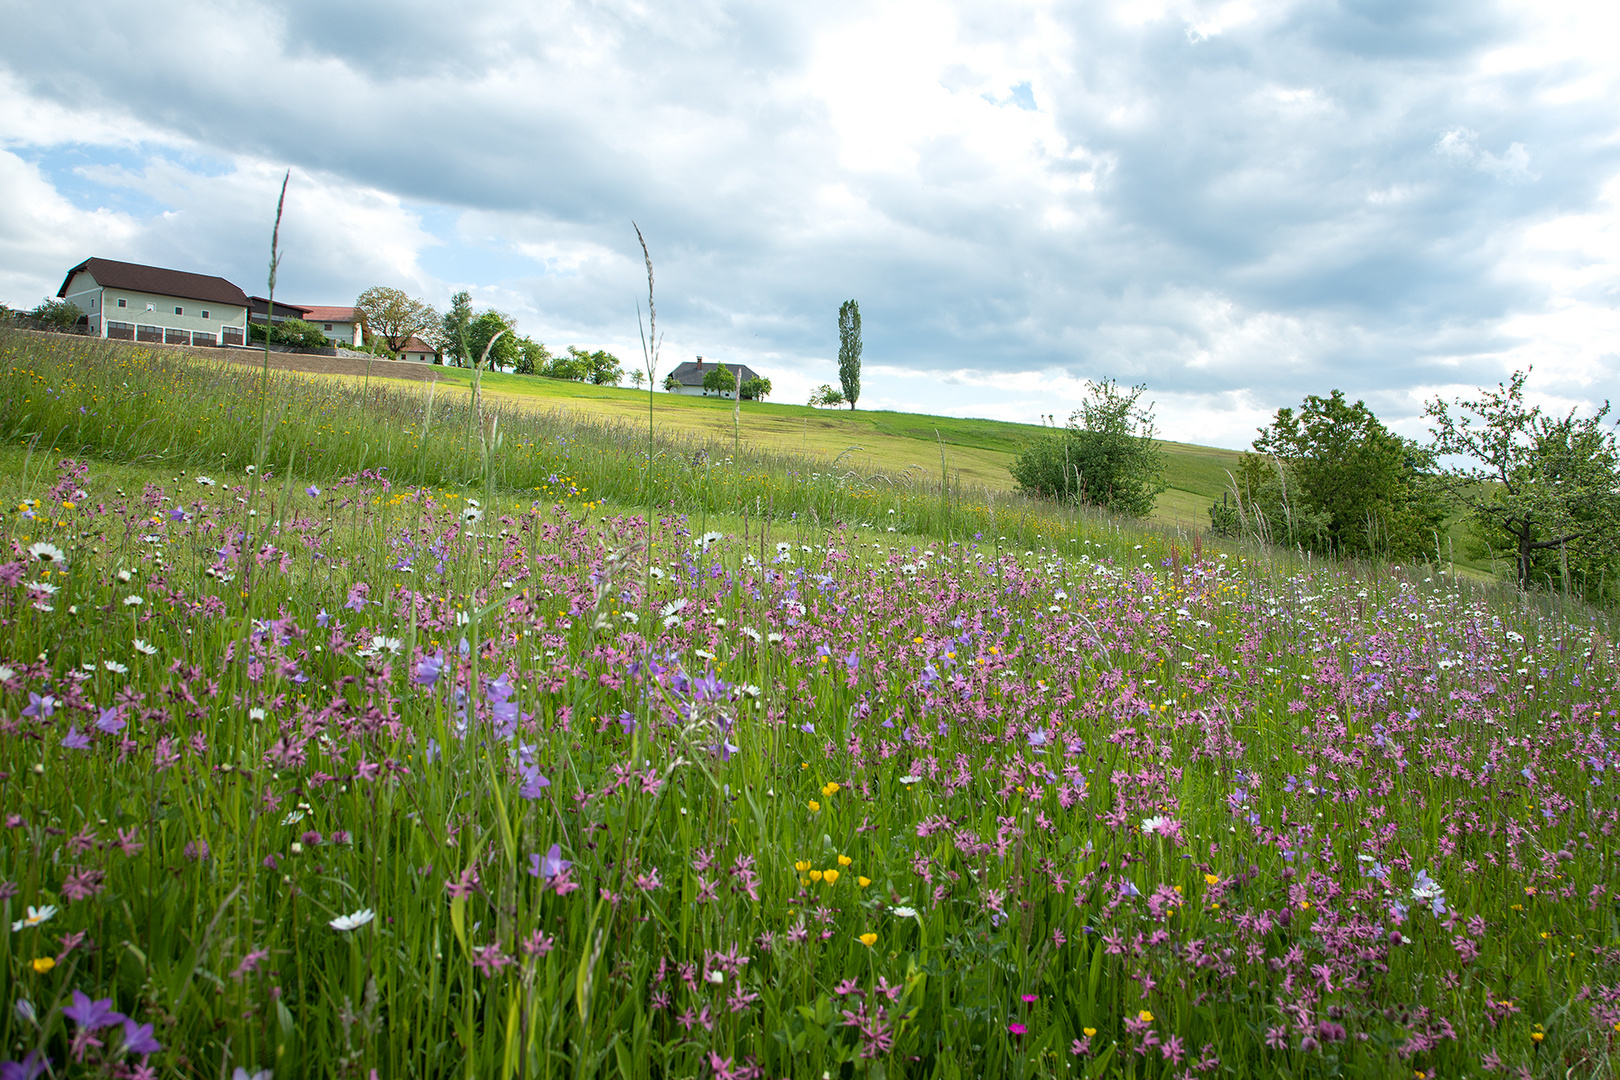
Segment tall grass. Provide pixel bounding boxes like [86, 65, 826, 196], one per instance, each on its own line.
[0, 329, 1190, 556]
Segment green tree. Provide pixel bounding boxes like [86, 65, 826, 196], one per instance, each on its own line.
[809, 384, 844, 408]
[837, 300, 861, 409]
[465, 310, 519, 371]
[436, 291, 474, 367]
[740, 377, 772, 401]
[567, 346, 624, 386]
[1215, 390, 1445, 558]
[30, 298, 84, 330]
[515, 336, 550, 376]
[1426, 371, 1619, 599]
[702, 363, 737, 395]
[1010, 379, 1167, 517]
[355, 286, 437, 355]
[630, 369, 645, 389]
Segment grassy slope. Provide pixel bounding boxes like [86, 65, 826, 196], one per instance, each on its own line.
[369, 367, 1247, 529]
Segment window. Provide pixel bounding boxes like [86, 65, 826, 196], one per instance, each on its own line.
[202, 310, 210, 319]
[91, 297, 98, 310]
[324, 323, 333, 331]
[117, 298, 126, 308]
[174, 306, 183, 315]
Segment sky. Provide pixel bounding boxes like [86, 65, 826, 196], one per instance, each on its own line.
[1, 0, 1617, 449]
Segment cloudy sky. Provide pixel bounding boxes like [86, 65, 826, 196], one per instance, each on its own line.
[2, 0, 1616, 448]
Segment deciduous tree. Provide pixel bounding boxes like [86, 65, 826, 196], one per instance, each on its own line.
[1426, 371, 1619, 599]
[1212, 390, 1445, 559]
[355, 286, 437, 355]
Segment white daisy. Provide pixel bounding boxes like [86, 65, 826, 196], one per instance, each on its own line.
[329, 908, 375, 931]
[28, 542, 66, 565]
[133, 639, 158, 656]
[11, 904, 57, 932]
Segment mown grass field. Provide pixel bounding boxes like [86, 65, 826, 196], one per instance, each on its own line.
[0, 329, 1614, 1079]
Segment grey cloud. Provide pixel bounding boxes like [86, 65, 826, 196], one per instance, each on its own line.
[1, 0, 1616, 440]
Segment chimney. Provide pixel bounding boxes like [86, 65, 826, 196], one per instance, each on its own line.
[696, 355, 703, 369]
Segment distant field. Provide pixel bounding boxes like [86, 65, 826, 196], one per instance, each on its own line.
[415, 368, 1246, 529]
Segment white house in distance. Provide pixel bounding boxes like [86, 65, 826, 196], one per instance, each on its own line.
[398, 336, 439, 364]
[663, 356, 761, 398]
[58, 257, 250, 347]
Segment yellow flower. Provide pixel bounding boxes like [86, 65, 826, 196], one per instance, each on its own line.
[822, 782, 841, 797]
[822, 869, 840, 885]
[809, 870, 823, 882]
[1083, 1027, 1097, 1038]
[837, 854, 853, 866]
[794, 860, 812, 873]
[32, 957, 55, 974]
[1204, 874, 1220, 886]
[858, 876, 872, 888]
[1531, 1032, 1544, 1043]
[858, 933, 878, 948]
[808, 800, 821, 813]
[1137, 1010, 1153, 1023]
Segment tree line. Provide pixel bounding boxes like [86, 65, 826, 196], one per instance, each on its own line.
[1012, 373, 1620, 603]
[353, 286, 626, 384]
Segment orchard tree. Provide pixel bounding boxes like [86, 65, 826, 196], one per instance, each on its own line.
[355, 286, 437, 355]
[1426, 370, 1619, 599]
[1213, 390, 1445, 558]
[837, 300, 861, 409]
[1010, 379, 1167, 517]
[809, 384, 844, 408]
[741, 377, 772, 401]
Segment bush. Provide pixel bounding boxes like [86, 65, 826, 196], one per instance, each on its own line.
[249, 318, 330, 350]
[29, 298, 84, 330]
[1010, 379, 1166, 517]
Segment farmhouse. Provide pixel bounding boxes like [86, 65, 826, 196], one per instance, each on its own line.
[300, 306, 363, 347]
[663, 356, 762, 399]
[58, 257, 250, 347]
[397, 336, 439, 364]
[247, 299, 363, 348]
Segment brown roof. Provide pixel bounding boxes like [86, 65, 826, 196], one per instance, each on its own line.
[300, 306, 358, 323]
[59, 258, 249, 308]
[400, 337, 436, 353]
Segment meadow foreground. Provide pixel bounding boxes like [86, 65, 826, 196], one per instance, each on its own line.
[0, 458, 1617, 1079]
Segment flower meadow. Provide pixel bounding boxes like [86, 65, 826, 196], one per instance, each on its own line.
[0, 449, 1618, 1077]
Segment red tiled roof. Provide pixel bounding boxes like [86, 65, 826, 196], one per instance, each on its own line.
[60, 258, 249, 308]
[300, 306, 358, 323]
[400, 337, 436, 353]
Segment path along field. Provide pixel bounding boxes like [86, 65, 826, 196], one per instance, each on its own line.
[0, 332, 1616, 1077]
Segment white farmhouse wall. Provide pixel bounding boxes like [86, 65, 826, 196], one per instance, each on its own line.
[65, 270, 248, 340]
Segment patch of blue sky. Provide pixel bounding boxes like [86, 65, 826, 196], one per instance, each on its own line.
[21, 142, 236, 218]
[982, 82, 1036, 111]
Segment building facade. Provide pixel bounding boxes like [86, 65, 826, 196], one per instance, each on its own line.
[59, 258, 250, 347]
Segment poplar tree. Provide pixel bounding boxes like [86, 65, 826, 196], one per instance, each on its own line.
[837, 299, 861, 410]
